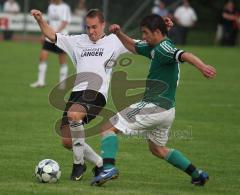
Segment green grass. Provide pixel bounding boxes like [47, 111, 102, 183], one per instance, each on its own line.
[0, 41, 240, 195]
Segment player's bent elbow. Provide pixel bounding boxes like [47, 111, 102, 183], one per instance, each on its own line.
[48, 34, 56, 43]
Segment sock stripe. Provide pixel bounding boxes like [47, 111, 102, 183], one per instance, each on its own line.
[70, 121, 83, 128]
[103, 158, 115, 165]
[185, 163, 196, 175]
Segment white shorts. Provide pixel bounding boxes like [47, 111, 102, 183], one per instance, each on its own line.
[110, 101, 175, 146]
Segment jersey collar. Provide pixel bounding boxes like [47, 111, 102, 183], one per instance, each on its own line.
[92, 34, 106, 44]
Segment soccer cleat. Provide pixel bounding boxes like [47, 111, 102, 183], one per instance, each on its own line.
[70, 163, 87, 181]
[92, 166, 104, 177]
[90, 167, 119, 186]
[191, 170, 209, 186]
[30, 81, 45, 88]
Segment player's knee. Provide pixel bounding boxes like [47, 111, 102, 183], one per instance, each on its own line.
[100, 121, 116, 134]
[67, 111, 82, 121]
[100, 129, 116, 137]
[62, 138, 72, 150]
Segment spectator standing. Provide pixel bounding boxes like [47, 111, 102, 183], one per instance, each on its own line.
[74, 0, 87, 33]
[3, 0, 19, 13]
[220, 0, 239, 46]
[74, 0, 87, 17]
[152, 0, 169, 17]
[30, 0, 71, 89]
[3, 0, 20, 40]
[173, 0, 197, 45]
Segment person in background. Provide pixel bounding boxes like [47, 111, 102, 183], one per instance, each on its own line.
[220, 0, 239, 46]
[3, 0, 19, 13]
[2, 0, 20, 40]
[30, 0, 71, 89]
[74, 0, 87, 33]
[152, 0, 169, 17]
[75, 0, 87, 17]
[173, 0, 197, 45]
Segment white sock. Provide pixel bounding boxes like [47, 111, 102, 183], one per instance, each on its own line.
[70, 120, 85, 165]
[84, 143, 103, 167]
[37, 62, 47, 85]
[59, 64, 68, 89]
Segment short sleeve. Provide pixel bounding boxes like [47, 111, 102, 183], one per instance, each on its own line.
[191, 9, 197, 22]
[174, 7, 181, 19]
[55, 33, 77, 64]
[61, 5, 71, 23]
[114, 36, 129, 55]
[135, 41, 152, 58]
[156, 40, 185, 64]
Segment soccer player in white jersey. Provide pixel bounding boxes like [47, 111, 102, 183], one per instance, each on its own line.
[30, 8, 133, 181]
[30, 0, 71, 89]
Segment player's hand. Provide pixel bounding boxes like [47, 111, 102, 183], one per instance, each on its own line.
[201, 65, 216, 78]
[31, 9, 43, 21]
[164, 17, 174, 30]
[109, 24, 121, 34]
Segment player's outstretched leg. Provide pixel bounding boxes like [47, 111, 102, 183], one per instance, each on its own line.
[69, 119, 87, 181]
[68, 105, 87, 181]
[148, 141, 209, 186]
[91, 130, 119, 186]
[61, 110, 104, 181]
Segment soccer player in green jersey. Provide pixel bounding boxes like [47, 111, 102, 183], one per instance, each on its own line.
[91, 14, 216, 186]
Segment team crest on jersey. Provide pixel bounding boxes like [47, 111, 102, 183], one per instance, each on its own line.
[151, 50, 155, 59]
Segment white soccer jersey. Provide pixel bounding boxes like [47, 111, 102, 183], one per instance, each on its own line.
[47, 2, 71, 36]
[55, 33, 129, 100]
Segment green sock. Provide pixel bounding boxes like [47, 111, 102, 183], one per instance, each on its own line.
[101, 133, 118, 169]
[165, 149, 199, 178]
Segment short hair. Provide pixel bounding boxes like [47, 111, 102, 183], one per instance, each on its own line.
[86, 9, 105, 23]
[140, 14, 167, 35]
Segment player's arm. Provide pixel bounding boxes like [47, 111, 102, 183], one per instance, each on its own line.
[31, 9, 56, 43]
[181, 52, 216, 78]
[109, 24, 137, 53]
[109, 18, 174, 54]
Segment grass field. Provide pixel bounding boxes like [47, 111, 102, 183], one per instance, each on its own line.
[0, 41, 240, 195]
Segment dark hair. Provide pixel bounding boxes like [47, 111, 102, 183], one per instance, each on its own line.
[86, 9, 105, 23]
[140, 14, 167, 35]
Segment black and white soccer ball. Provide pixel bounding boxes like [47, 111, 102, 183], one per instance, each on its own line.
[35, 159, 61, 183]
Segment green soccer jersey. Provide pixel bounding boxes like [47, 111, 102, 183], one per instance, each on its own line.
[135, 38, 185, 109]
